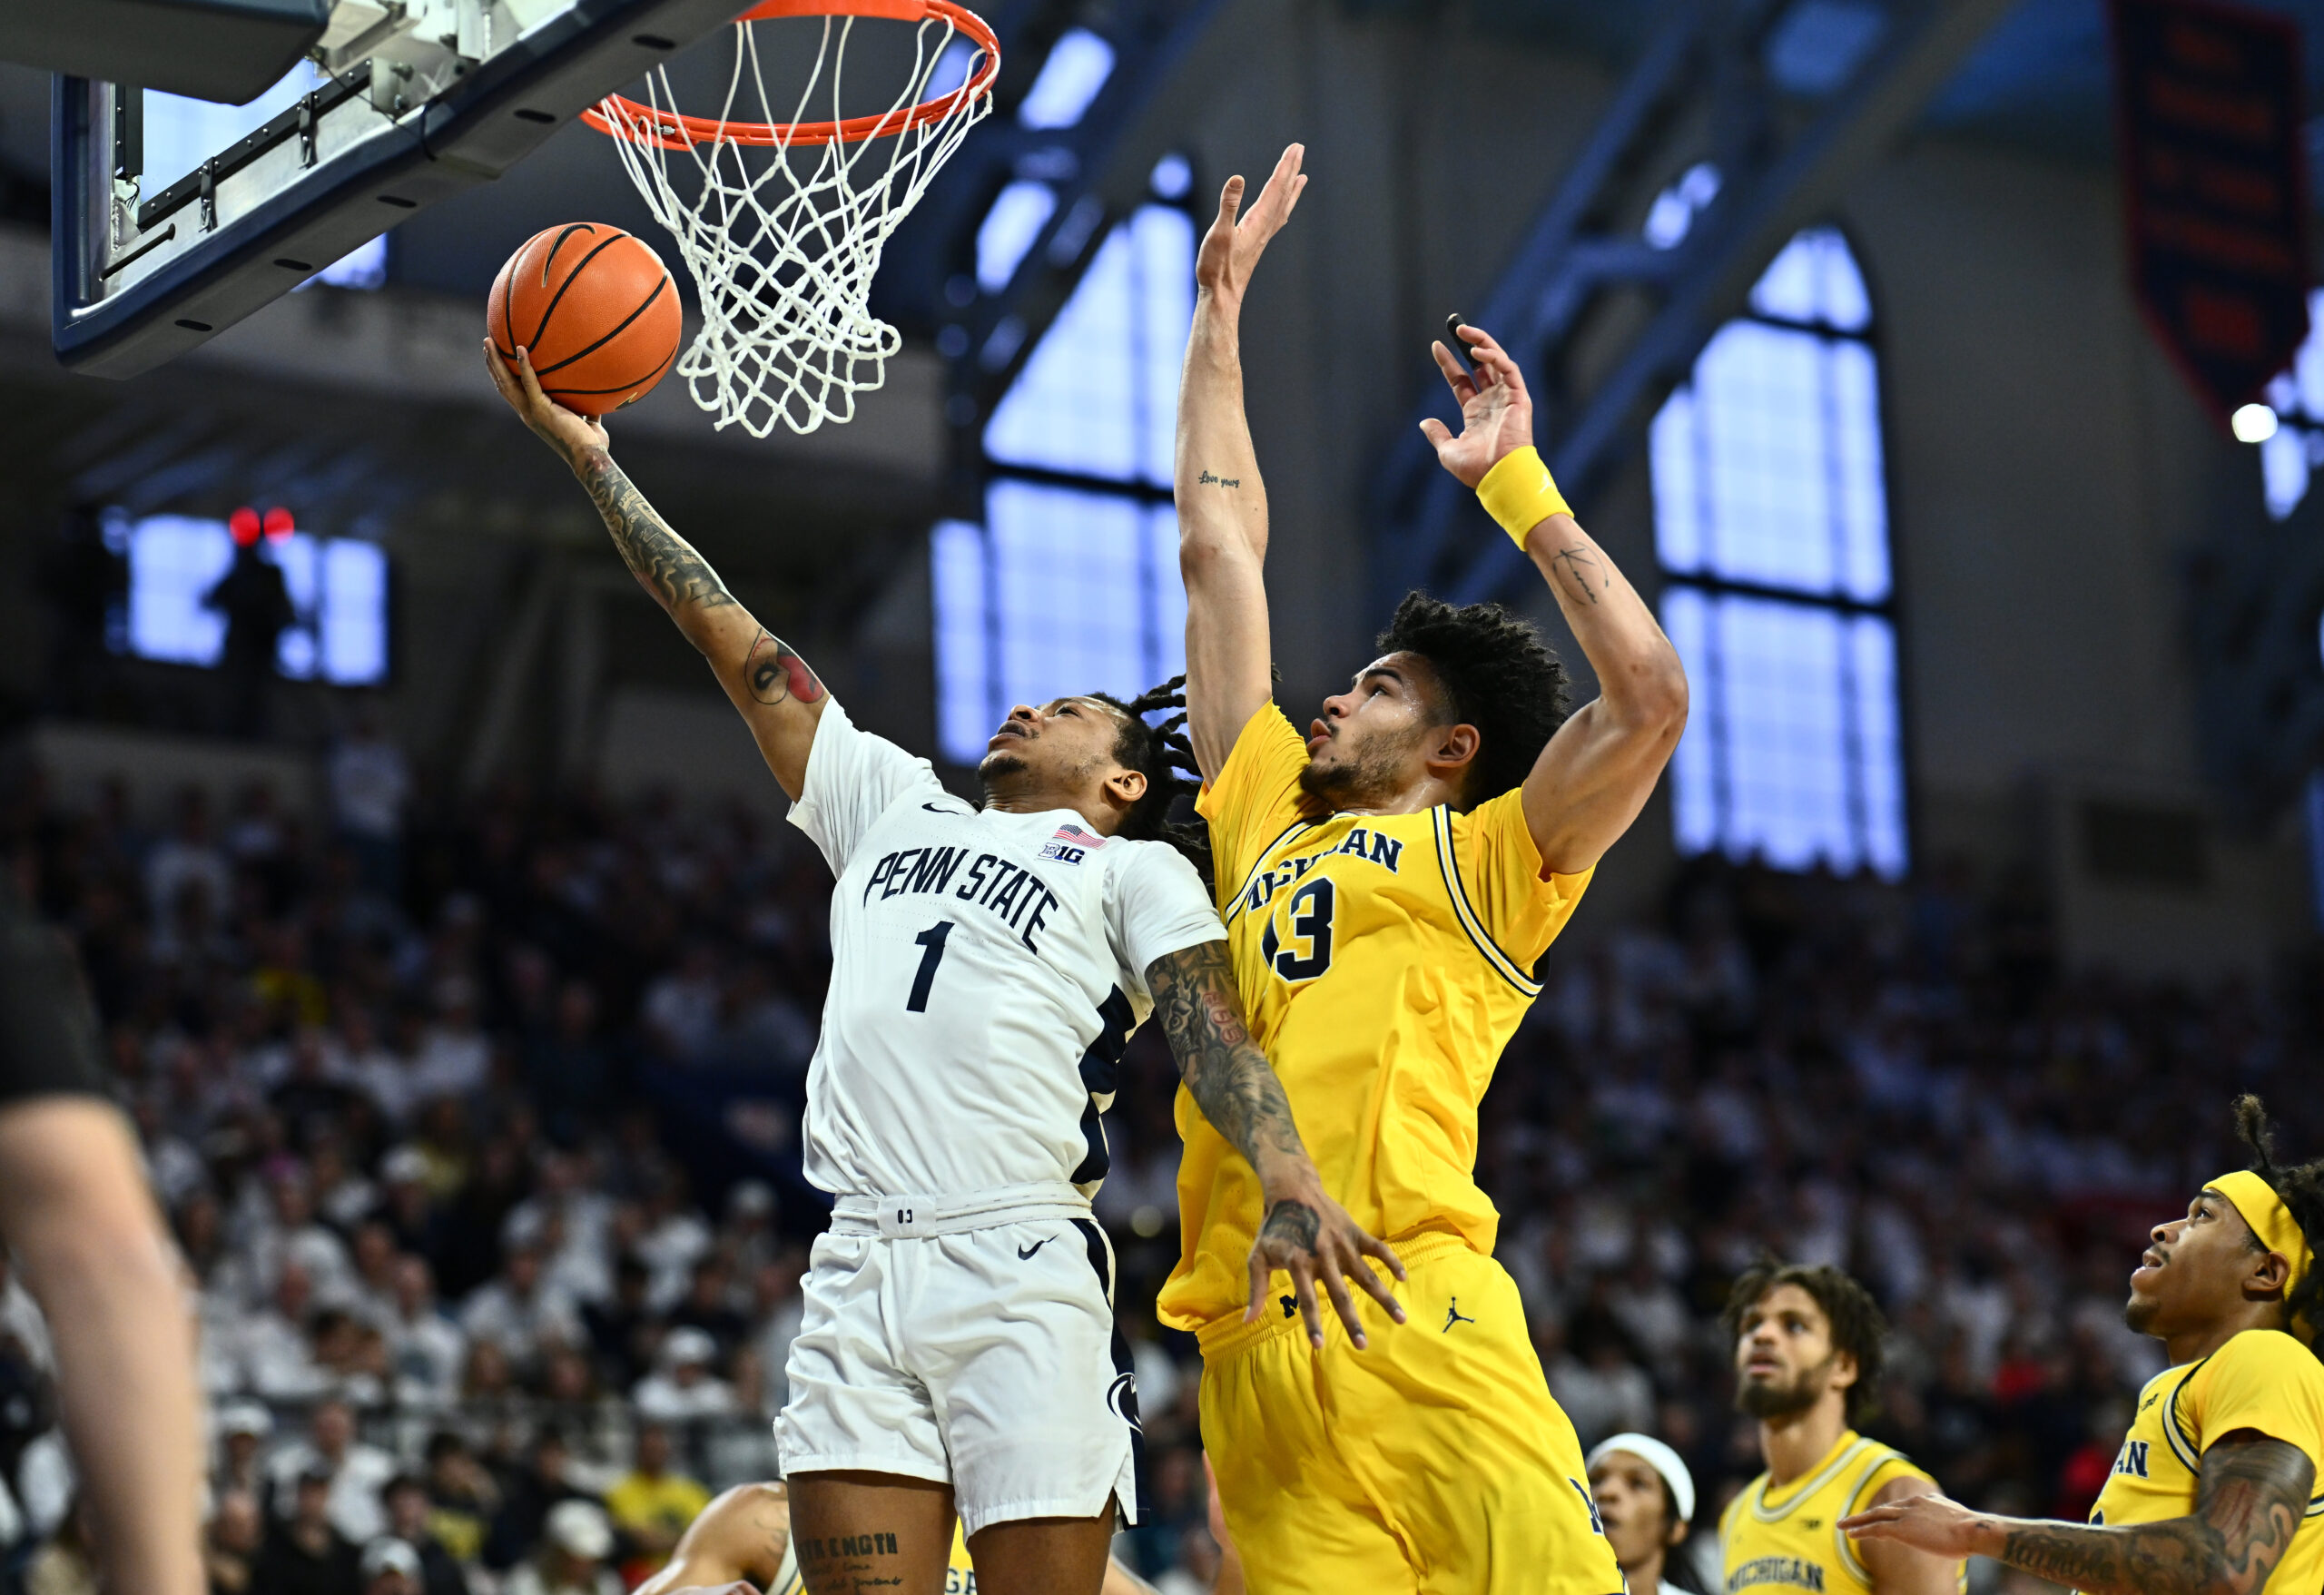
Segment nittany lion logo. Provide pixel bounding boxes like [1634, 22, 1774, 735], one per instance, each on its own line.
[1106, 1372, 1142, 1433]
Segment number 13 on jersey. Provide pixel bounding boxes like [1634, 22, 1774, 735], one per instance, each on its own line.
[1259, 878, 1335, 981]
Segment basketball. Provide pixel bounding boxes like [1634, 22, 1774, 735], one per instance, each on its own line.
[487, 222, 682, 416]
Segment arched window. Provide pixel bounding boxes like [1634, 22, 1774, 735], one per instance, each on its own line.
[1649, 226, 1907, 877]
[931, 158, 1196, 763]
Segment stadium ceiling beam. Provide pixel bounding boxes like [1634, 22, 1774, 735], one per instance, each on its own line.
[928, 0, 1258, 465]
[1370, 0, 2018, 615]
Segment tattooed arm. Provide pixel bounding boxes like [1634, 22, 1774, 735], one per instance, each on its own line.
[1144, 940, 1405, 1348]
[1840, 1433, 2317, 1595]
[485, 342, 828, 798]
[1420, 322, 1687, 876]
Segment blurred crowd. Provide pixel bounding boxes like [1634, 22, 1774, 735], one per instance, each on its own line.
[0, 726, 2315, 1595]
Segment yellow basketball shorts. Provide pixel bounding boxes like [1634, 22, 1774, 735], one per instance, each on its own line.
[1197, 1233, 1624, 1595]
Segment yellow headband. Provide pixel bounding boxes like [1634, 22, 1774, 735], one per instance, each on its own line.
[2213, 1169, 2315, 1344]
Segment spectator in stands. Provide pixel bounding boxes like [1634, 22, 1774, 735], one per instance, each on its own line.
[213, 1402, 274, 1507]
[504, 1501, 621, 1595]
[356, 1539, 420, 1595]
[380, 1257, 464, 1408]
[253, 1471, 360, 1595]
[459, 1243, 579, 1373]
[581, 1255, 656, 1393]
[630, 1326, 735, 1423]
[419, 1434, 495, 1568]
[264, 1400, 396, 1545]
[484, 1428, 593, 1571]
[146, 788, 232, 934]
[604, 1423, 709, 1580]
[207, 1487, 265, 1595]
[241, 1263, 332, 1403]
[381, 1474, 468, 1595]
[25, 1497, 98, 1595]
[666, 1258, 746, 1358]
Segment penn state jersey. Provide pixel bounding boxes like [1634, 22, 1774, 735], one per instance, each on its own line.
[787, 701, 1224, 1203]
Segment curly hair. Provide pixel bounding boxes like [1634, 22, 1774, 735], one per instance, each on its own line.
[1721, 1257, 1889, 1426]
[1375, 591, 1572, 809]
[1090, 678, 1212, 884]
[2232, 1095, 2324, 1354]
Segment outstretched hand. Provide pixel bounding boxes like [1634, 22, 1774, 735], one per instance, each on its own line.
[1838, 1493, 1999, 1561]
[1196, 143, 1308, 306]
[1244, 1174, 1407, 1350]
[1418, 321, 1534, 490]
[483, 340, 609, 466]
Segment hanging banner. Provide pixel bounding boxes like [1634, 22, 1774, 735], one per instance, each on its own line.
[2111, 0, 2309, 421]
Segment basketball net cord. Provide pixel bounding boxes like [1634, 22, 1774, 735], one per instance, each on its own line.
[595, 16, 991, 438]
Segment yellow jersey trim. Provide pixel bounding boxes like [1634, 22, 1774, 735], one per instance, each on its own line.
[1220, 817, 1316, 930]
[2161, 1360, 2205, 1472]
[1833, 1446, 1912, 1584]
[1430, 807, 1544, 998]
[1748, 1436, 1883, 1523]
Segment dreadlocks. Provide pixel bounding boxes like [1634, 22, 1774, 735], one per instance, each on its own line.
[2232, 1094, 2324, 1354]
[1375, 592, 1573, 809]
[1092, 677, 1213, 885]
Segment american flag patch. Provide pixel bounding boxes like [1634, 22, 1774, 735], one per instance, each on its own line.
[1039, 822, 1105, 864]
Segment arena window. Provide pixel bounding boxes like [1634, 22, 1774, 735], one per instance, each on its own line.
[931, 162, 1195, 764]
[1649, 225, 1908, 878]
[116, 512, 391, 685]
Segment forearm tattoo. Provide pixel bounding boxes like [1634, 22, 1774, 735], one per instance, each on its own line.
[745, 629, 825, 705]
[1147, 941, 1306, 1171]
[1549, 544, 1605, 605]
[1998, 1439, 2312, 1595]
[574, 448, 736, 617]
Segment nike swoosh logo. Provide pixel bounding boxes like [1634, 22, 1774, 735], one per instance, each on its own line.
[922, 802, 965, 813]
[1017, 1237, 1050, 1260]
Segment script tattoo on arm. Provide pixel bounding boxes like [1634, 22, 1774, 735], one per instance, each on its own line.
[574, 447, 737, 619]
[745, 629, 825, 706]
[1998, 1436, 2313, 1595]
[1549, 545, 1605, 605]
[1147, 940, 1306, 1171]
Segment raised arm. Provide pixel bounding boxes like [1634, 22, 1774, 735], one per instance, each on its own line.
[486, 343, 828, 798]
[1839, 1433, 2316, 1595]
[1175, 145, 1306, 780]
[1143, 940, 1405, 1347]
[1420, 324, 1688, 875]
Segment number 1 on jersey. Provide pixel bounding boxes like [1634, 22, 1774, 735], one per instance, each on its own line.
[907, 921, 955, 1012]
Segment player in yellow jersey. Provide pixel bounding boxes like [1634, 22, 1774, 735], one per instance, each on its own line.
[1842, 1095, 2324, 1595]
[1167, 143, 1690, 1595]
[1720, 1261, 1961, 1595]
[635, 1480, 1160, 1595]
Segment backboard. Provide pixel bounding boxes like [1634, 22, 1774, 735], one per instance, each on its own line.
[53, 0, 753, 379]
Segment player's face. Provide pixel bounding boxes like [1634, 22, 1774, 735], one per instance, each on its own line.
[2125, 1187, 2264, 1339]
[1298, 653, 1446, 806]
[1732, 1283, 1854, 1419]
[979, 697, 1128, 792]
[1589, 1452, 1682, 1576]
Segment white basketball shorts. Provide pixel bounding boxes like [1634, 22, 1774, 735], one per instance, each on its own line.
[773, 1185, 1143, 1536]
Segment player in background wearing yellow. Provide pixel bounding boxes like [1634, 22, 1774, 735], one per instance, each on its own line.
[1842, 1095, 2324, 1595]
[1720, 1262, 1961, 1595]
[634, 1482, 1160, 1595]
[1168, 142, 1689, 1595]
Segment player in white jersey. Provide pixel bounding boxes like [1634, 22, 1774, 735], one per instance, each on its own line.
[487, 346, 1404, 1595]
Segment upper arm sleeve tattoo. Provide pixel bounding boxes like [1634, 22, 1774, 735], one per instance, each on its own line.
[574, 448, 736, 617]
[1145, 940, 1305, 1170]
[745, 629, 825, 705]
[1997, 1436, 2315, 1595]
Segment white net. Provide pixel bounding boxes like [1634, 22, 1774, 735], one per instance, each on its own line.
[593, 9, 993, 438]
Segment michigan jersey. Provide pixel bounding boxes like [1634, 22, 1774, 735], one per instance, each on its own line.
[1722, 1433, 1946, 1595]
[1157, 704, 1590, 1328]
[2087, 1330, 2324, 1595]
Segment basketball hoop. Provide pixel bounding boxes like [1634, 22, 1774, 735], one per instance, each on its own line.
[583, 0, 999, 438]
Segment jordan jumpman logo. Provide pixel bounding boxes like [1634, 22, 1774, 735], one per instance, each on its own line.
[1443, 1297, 1475, 1333]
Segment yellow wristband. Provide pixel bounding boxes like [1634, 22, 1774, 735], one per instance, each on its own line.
[1476, 445, 1571, 549]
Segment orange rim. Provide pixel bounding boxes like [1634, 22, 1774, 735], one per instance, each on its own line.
[580, 0, 999, 149]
